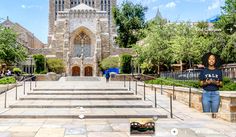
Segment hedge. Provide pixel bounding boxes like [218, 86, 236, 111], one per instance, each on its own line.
[0, 77, 16, 84]
[146, 77, 236, 91]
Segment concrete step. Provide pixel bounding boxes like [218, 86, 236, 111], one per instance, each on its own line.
[0, 108, 168, 119]
[27, 91, 134, 95]
[33, 88, 128, 91]
[19, 95, 142, 101]
[66, 76, 101, 81]
[9, 100, 153, 108]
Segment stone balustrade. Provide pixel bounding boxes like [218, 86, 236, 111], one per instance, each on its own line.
[151, 85, 236, 122]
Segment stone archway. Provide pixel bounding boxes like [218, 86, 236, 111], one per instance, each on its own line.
[84, 66, 93, 76]
[72, 66, 80, 76]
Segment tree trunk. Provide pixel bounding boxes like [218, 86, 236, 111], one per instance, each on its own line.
[180, 60, 183, 72]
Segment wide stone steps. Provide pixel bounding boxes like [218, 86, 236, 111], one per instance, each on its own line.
[2, 79, 169, 119]
[0, 108, 168, 119]
[27, 91, 134, 95]
[9, 100, 153, 108]
[19, 95, 142, 100]
[66, 76, 101, 81]
[33, 88, 128, 91]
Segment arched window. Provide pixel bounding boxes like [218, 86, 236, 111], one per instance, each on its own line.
[74, 32, 92, 57]
[92, 0, 95, 7]
[101, 0, 103, 11]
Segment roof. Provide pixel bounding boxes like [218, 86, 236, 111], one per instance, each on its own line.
[207, 15, 220, 23]
[71, 3, 95, 11]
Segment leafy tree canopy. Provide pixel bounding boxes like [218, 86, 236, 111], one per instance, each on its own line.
[112, 1, 147, 48]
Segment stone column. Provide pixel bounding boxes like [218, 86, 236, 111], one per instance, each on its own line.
[48, 0, 56, 46]
[65, 0, 70, 9]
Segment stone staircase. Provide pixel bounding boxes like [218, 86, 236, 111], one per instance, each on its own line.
[65, 76, 101, 81]
[0, 81, 168, 119]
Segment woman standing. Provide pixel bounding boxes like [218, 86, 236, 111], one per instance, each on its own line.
[199, 52, 223, 118]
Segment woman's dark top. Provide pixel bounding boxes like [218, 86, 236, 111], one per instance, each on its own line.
[199, 68, 222, 91]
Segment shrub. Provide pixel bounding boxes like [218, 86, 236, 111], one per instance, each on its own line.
[146, 77, 236, 91]
[47, 58, 65, 74]
[13, 67, 22, 75]
[33, 54, 46, 74]
[39, 70, 48, 74]
[120, 54, 132, 74]
[0, 77, 16, 84]
[100, 56, 120, 70]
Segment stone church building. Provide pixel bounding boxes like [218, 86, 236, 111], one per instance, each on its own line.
[48, 0, 117, 76]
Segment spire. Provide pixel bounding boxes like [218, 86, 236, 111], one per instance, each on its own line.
[155, 8, 162, 19]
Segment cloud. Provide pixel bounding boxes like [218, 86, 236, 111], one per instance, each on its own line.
[21, 4, 42, 9]
[208, 0, 222, 10]
[166, 2, 176, 8]
[21, 5, 26, 8]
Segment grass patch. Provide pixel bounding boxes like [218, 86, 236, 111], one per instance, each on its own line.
[146, 77, 236, 91]
[0, 77, 16, 84]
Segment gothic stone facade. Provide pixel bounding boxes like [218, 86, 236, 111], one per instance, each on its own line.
[48, 0, 116, 76]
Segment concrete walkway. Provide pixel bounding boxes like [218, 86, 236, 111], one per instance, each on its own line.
[0, 78, 235, 137]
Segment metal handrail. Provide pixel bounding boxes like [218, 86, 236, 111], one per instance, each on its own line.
[1, 75, 37, 108]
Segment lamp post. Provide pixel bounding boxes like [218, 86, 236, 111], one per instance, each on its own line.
[30, 57, 33, 75]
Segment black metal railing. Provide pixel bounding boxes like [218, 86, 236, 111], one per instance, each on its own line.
[1, 75, 37, 108]
[123, 74, 201, 120]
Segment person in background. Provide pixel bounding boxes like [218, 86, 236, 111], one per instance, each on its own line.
[199, 52, 223, 118]
[6, 69, 12, 76]
[105, 70, 110, 83]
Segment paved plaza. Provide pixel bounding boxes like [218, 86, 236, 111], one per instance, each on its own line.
[0, 78, 236, 137]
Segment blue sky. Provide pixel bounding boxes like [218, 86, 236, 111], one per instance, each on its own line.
[0, 0, 225, 44]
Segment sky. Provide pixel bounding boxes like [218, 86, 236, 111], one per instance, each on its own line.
[0, 0, 225, 44]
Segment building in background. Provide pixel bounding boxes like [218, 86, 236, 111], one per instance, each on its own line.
[0, 17, 45, 49]
[47, 0, 118, 76]
[0, 17, 45, 74]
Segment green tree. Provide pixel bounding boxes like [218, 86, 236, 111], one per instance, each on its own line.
[196, 21, 209, 31]
[100, 56, 120, 70]
[171, 23, 203, 69]
[120, 54, 132, 74]
[47, 58, 65, 74]
[33, 54, 46, 74]
[221, 33, 236, 63]
[215, 0, 236, 32]
[112, 1, 147, 48]
[134, 17, 173, 74]
[0, 26, 28, 66]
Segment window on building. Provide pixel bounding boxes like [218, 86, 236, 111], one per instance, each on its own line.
[104, 0, 107, 11]
[101, 0, 103, 11]
[92, 1, 94, 7]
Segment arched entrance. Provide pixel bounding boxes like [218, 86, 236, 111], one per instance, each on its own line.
[72, 66, 80, 76]
[84, 66, 93, 76]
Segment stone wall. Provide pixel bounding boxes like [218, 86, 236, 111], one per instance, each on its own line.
[111, 74, 156, 81]
[36, 73, 62, 81]
[0, 84, 17, 94]
[110, 47, 134, 56]
[149, 85, 236, 122]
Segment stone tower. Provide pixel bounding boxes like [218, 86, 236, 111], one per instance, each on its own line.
[48, 0, 117, 77]
[48, 0, 116, 46]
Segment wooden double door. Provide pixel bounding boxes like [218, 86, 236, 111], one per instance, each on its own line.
[84, 66, 93, 76]
[72, 66, 93, 76]
[72, 66, 80, 76]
